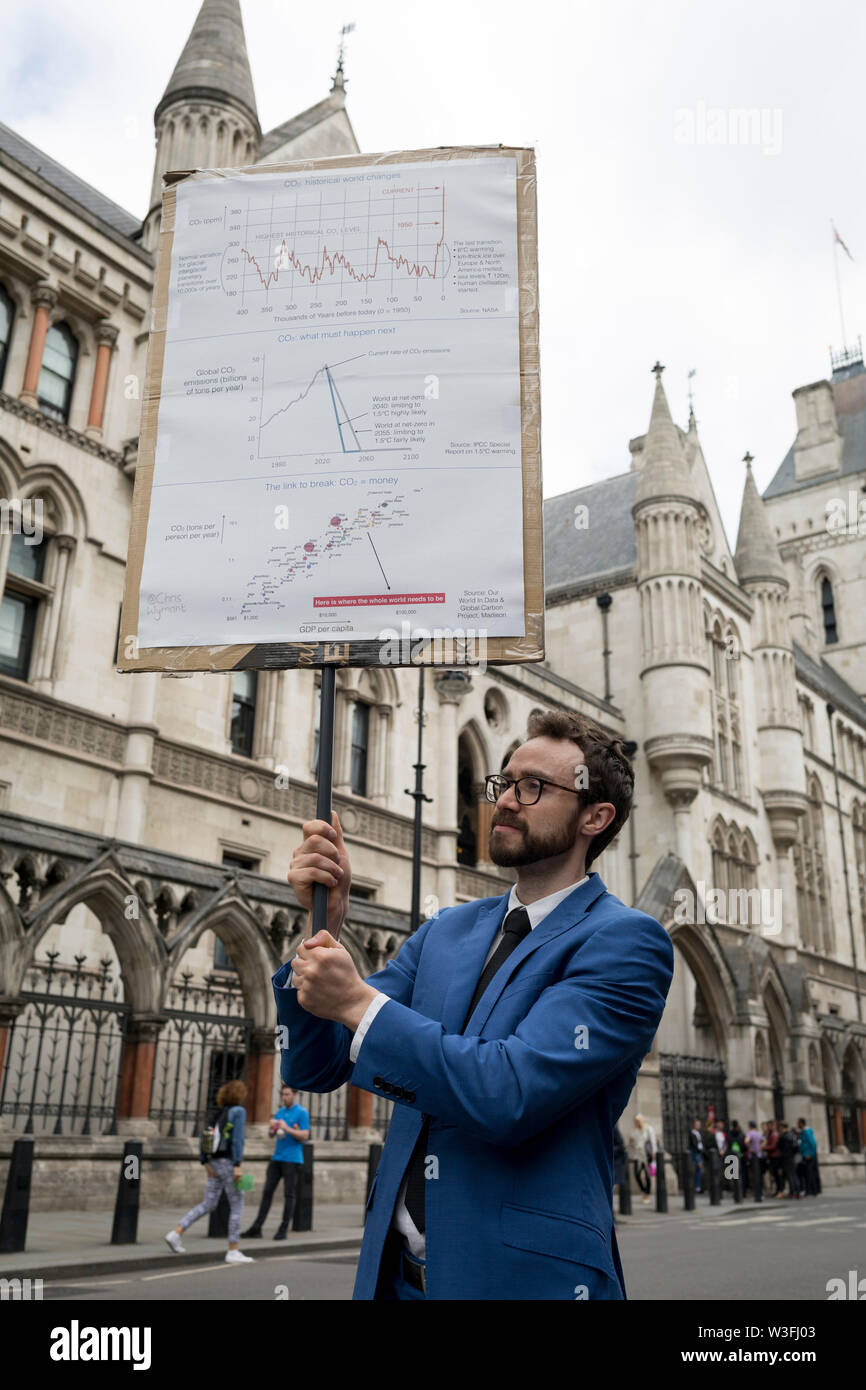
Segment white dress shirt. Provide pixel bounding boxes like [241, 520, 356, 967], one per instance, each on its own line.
[349, 875, 589, 1260]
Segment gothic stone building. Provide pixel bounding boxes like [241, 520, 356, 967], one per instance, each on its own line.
[0, 0, 864, 1205]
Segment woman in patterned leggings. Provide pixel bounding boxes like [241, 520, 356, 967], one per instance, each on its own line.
[165, 1079, 253, 1265]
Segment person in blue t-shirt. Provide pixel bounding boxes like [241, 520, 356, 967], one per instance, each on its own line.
[242, 1085, 311, 1239]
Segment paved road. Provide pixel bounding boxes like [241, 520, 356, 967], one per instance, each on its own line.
[617, 1187, 866, 1301]
[39, 1188, 865, 1301]
[42, 1251, 358, 1301]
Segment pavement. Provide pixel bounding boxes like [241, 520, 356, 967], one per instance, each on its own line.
[0, 1201, 366, 1283]
[3, 1180, 863, 1288]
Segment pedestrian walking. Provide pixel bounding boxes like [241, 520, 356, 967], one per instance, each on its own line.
[796, 1118, 819, 1196]
[725, 1119, 744, 1193]
[628, 1114, 657, 1204]
[744, 1120, 762, 1194]
[242, 1084, 310, 1239]
[778, 1122, 801, 1199]
[764, 1121, 783, 1197]
[688, 1117, 704, 1194]
[166, 1078, 253, 1264]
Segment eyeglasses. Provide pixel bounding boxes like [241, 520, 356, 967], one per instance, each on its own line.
[484, 773, 585, 806]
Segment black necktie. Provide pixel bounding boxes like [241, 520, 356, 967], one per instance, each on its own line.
[403, 906, 532, 1234]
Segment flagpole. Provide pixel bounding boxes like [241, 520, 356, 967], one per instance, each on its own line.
[831, 220, 847, 346]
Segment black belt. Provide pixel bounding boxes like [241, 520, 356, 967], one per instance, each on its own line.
[400, 1249, 427, 1294]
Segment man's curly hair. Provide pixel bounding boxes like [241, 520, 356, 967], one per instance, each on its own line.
[525, 709, 635, 868]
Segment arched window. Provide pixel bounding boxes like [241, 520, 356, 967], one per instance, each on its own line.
[37, 322, 77, 422]
[350, 699, 370, 796]
[0, 284, 14, 389]
[707, 616, 744, 794]
[794, 777, 831, 953]
[0, 490, 74, 689]
[820, 575, 838, 645]
[0, 528, 46, 678]
[230, 670, 257, 756]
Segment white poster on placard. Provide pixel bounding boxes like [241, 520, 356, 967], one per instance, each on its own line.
[138, 156, 524, 647]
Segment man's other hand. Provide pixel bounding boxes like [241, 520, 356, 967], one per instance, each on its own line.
[291, 930, 377, 1029]
[288, 813, 351, 938]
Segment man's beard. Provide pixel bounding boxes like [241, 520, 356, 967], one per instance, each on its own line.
[488, 803, 582, 867]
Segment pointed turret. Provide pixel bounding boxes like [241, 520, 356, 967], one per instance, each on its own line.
[734, 455, 788, 585]
[156, 0, 258, 126]
[143, 0, 261, 249]
[733, 457, 807, 913]
[632, 362, 713, 843]
[634, 363, 698, 506]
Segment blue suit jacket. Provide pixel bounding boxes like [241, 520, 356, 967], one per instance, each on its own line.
[272, 872, 674, 1300]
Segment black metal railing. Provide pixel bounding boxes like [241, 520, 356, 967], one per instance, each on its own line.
[0, 952, 128, 1135]
[149, 972, 252, 1137]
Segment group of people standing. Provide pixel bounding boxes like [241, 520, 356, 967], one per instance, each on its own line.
[613, 1113, 821, 1205]
[687, 1116, 820, 1199]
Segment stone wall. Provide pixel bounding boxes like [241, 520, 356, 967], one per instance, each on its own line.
[0, 1132, 374, 1213]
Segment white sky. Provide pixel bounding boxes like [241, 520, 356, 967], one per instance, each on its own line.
[3, 0, 865, 548]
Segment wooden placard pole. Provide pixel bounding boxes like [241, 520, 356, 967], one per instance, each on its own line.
[312, 665, 338, 941]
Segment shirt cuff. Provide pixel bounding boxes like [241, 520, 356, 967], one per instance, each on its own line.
[349, 992, 391, 1063]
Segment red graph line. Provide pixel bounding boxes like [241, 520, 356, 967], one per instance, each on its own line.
[241, 187, 446, 291]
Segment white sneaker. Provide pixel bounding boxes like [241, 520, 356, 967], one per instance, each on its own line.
[165, 1230, 186, 1253]
[225, 1249, 254, 1264]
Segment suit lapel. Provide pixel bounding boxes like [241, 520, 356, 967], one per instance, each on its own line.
[440, 895, 510, 1033]
[463, 873, 608, 1036]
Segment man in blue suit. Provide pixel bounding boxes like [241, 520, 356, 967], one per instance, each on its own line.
[274, 709, 674, 1299]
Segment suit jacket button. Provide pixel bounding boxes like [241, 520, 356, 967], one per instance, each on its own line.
[405, 1090, 416, 1103]
[373, 1075, 383, 1088]
[392, 1085, 404, 1099]
[382, 1081, 394, 1095]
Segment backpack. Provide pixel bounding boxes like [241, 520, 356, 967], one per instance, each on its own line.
[200, 1105, 234, 1164]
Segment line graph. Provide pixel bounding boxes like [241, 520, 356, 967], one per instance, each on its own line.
[258, 352, 421, 459]
[242, 186, 446, 290]
[224, 181, 450, 307]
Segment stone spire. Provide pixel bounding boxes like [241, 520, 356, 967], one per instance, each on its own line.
[734, 454, 788, 585]
[155, 0, 258, 127]
[144, 0, 261, 249]
[634, 362, 697, 506]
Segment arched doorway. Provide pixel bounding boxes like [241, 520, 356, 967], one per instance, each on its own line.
[655, 926, 731, 1165]
[0, 903, 129, 1135]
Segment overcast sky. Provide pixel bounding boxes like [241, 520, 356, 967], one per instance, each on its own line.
[3, 0, 864, 547]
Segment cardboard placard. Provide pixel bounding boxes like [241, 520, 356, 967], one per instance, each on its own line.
[119, 145, 543, 672]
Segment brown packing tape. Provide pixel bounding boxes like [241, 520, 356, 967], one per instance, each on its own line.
[118, 146, 543, 672]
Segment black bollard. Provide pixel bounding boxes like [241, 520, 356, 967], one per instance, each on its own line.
[208, 1190, 230, 1238]
[111, 1140, 143, 1245]
[709, 1146, 722, 1205]
[0, 1138, 34, 1253]
[655, 1150, 668, 1213]
[751, 1153, 763, 1202]
[682, 1151, 695, 1210]
[619, 1159, 632, 1216]
[365, 1143, 382, 1225]
[293, 1143, 313, 1232]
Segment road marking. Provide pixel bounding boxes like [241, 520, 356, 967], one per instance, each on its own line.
[141, 1263, 231, 1280]
[785, 1216, 855, 1227]
[47, 1278, 132, 1288]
